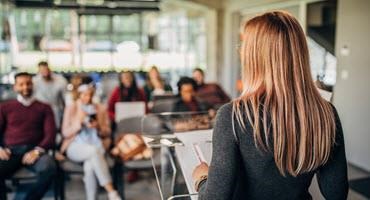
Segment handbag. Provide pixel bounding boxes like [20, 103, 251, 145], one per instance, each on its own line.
[111, 133, 151, 161]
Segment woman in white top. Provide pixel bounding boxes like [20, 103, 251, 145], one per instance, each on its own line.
[61, 84, 121, 200]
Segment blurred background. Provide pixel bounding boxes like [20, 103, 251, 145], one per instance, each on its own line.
[0, 0, 369, 199]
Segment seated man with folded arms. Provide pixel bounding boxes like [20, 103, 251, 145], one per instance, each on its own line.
[0, 72, 57, 200]
[192, 68, 230, 108]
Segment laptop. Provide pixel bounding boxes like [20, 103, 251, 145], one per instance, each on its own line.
[115, 101, 146, 122]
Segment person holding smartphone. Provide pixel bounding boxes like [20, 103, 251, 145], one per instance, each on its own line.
[60, 84, 121, 200]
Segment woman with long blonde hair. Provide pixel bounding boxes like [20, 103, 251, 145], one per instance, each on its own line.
[192, 11, 348, 199]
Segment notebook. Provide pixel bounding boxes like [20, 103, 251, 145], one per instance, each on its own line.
[174, 129, 213, 199]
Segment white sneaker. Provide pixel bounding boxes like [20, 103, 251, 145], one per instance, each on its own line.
[108, 191, 122, 200]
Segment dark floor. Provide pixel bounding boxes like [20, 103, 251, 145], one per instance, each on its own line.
[6, 164, 370, 200]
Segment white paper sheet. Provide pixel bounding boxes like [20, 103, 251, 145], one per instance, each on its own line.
[174, 129, 213, 199]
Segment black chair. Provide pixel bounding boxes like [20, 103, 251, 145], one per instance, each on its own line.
[115, 116, 162, 181]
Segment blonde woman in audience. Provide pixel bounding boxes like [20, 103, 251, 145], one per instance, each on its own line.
[61, 84, 121, 200]
[143, 66, 172, 101]
[64, 74, 83, 105]
[192, 11, 348, 200]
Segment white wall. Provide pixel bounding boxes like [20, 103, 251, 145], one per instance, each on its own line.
[333, 0, 370, 171]
[220, 0, 321, 98]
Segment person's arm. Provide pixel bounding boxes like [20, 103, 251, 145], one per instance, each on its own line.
[108, 87, 119, 122]
[97, 104, 111, 137]
[37, 105, 57, 149]
[197, 104, 240, 200]
[138, 88, 147, 102]
[61, 104, 82, 139]
[58, 76, 68, 109]
[0, 104, 6, 146]
[316, 105, 348, 199]
[215, 84, 231, 103]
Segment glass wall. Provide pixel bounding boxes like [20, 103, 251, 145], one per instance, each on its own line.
[0, 2, 11, 75]
[308, 37, 337, 86]
[13, 9, 73, 71]
[9, 6, 208, 74]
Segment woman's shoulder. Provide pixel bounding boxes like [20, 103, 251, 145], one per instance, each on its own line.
[112, 86, 120, 92]
[64, 102, 79, 116]
[66, 101, 79, 109]
[217, 102, 233, 115]
[215, 102, 234, 122]
[108, 87, 121, 100]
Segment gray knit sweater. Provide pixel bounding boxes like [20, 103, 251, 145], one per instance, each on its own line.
[198, 103, 348, 200]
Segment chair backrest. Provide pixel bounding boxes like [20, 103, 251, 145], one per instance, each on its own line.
[116, 116, 143, 134]
[141, 114, 169, 134]
[116, 115, 169, 135]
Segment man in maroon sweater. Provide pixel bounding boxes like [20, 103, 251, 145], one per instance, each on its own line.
[0, 72, 57, 200]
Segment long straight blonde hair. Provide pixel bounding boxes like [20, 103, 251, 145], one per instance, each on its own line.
[233, 11, 336, 176]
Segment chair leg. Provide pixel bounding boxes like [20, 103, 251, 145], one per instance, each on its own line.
[0, 179, 7, 200]
[62, 173, 66, 200]
[113, 160, 124, 200]
[54, 177, 59, 200]
[59, 170, 65, 200]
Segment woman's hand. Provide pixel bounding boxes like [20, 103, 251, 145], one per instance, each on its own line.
[87, 119, 99, 129]
[77, 110, 87, 124]
[192, 162, 209, 181]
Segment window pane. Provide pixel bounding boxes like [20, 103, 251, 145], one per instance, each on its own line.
[14, 9, 46, 51]
[113, 14, 140, 32]
[112, 35, 141, 45]
[81, 15, 110, 34]
[50, 10, 71, 40]
[85, 34, 114, 52]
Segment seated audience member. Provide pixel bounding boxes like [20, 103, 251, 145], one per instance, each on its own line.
[0, 72, 57, 200]
[60, 84, 121, 200]
[143, 66, 172, 101]
[173, 77, 209, 113]
[192, 68, 230, 108]
[108, 71, 147, 183]
[108, 71, 146, 123]
[33, 61, 68, 128]
[192, 11, 348, 200]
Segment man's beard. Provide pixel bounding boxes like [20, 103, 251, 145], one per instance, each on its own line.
[20, 90, 33, 98]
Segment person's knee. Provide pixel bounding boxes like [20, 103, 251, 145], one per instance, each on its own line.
[86, 146, 103, 159]
[83, 161, 94, 174]
[36, 155, 57, 176]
